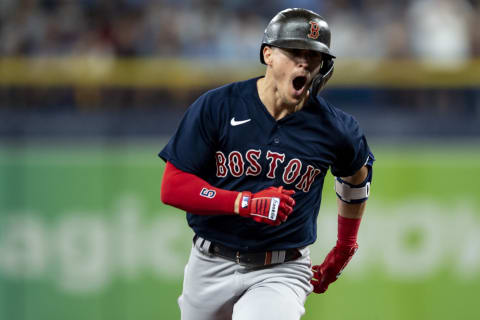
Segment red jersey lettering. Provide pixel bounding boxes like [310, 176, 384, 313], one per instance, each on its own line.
[215, 151, 227, 177]
[283, 158, 302, 184]
[245, 149, 262, 176]
[296, 165, 321, 192]
[266, 151, 285, 179]
[228, 151, 245, 177]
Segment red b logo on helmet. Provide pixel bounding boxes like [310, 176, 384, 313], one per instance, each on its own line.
[307, 21, 320, 39]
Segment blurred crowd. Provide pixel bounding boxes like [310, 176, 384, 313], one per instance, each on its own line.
[1, 0, 480, 61]
[1, 0, 479, 139]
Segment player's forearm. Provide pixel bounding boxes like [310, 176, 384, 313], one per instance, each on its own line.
[161, 162, 240, 215]
[337, 198, 366, 219]
[336, 201, 364, 248]
[161, 162, 296, 224]
[335, 165, 369, 243]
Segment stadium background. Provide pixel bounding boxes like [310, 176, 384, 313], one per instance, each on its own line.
[1, 0, 479, 319]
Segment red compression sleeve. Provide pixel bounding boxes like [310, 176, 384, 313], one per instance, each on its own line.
[161, 162, 240, 215]
[337, 215, 362, 247]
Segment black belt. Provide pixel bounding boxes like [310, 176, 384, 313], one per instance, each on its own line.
[193, 234, 301, 267]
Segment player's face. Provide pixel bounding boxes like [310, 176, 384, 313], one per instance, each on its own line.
[270, 47, 324, 105]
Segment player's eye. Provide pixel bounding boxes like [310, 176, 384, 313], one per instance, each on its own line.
[281, 48, 298, 57]
[285, 49, 322, 60]
[310, 52, 323, 60]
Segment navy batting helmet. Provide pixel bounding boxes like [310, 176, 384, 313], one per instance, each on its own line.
[260, 8, 335, 94]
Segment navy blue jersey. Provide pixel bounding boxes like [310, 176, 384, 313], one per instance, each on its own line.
[159, 77, 372, 252]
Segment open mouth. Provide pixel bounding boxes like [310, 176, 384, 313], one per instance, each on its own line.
[292, 76, 307, 91]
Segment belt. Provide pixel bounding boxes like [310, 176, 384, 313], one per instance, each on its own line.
[193, 234, 302, 267]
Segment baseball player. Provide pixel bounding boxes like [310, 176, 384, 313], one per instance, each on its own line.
[159, 8, 374, 320]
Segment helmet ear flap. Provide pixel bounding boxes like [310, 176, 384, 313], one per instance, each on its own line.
[310, 58, 334, 95]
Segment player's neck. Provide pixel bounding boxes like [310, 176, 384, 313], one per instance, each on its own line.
[257, 77, 307, 121]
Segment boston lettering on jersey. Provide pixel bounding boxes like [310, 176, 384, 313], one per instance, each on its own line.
[215, 149, 320, 193]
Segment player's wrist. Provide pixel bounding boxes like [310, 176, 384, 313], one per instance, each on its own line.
[336, 214, 361, 247]
[234, 192, 241, 214]
[236, 191, 252, 216]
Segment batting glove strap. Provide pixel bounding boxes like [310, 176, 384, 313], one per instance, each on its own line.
[238, 191, 253, 214]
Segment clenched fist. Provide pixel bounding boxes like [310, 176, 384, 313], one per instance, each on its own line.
[237, 186, 295, 226]
[311, 243, 358, 293]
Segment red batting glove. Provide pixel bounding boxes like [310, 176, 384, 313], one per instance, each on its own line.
[311, 243, 358, 293]
[238, 186, 295, 226]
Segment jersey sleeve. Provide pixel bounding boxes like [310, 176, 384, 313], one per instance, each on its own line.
[330, 112, 372, 178]
[159, 92, 220, 174]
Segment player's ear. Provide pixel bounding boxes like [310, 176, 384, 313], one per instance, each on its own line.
[263, 46, 273, 66]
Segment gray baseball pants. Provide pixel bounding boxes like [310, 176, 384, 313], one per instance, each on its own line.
[178, 237, 313, 320]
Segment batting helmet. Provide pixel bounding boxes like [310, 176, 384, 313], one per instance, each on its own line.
[260, 8, 335, 94]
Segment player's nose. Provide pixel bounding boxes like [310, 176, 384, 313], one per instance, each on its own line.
[295, 51, 310, 67]
[295, 50, 320, 70]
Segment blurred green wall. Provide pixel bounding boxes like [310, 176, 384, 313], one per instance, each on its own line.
[0, 141, 479, 320]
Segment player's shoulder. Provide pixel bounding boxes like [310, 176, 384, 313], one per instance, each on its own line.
[311, 95, 361, 131]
